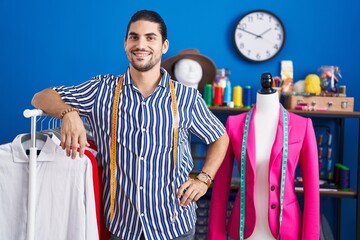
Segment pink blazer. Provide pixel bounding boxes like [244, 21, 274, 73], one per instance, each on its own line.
[208, 105, 320, 240]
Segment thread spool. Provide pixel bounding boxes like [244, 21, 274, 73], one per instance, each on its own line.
[213, 86, 223, 106]
[243, 85, 252, 108]
[223, 83, 232, 106]
[203, 84, 213, 106]
[233, 86, 243, 108]
[335, 163, 350, 190]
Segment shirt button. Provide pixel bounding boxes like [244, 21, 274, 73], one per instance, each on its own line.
[271, 186, 275, 191]
[271, 204, 276, 209]
[142, 102, 146, 105]
[140, 157, 144, 160]
[141, 213, 144, 217]
[142, 128, 146, 132]
[140, 186, 143, 190]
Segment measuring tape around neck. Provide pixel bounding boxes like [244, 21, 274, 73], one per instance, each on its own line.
[239, 105, 288, 239]
[109, 76, 178, 221]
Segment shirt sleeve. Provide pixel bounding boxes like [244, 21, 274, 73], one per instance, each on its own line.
[190, 92, 225, 144]
[52, 74, 107, 115]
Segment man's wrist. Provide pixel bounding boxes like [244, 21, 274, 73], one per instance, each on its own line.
[59, 107, 80, 119]
[196, 171, 213, 187]
[200, 171, 213, 182]
[195, 177, 209, 187]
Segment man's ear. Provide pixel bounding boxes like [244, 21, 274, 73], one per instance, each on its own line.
[162, 39, 169, 54]
[123, 37, 127, 50]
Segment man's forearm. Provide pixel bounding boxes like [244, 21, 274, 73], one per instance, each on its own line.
[201, 133, 229, 179]
[32, 88, 72, 119]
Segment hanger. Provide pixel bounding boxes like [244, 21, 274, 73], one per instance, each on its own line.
[21, 132, 49, 156]
[21, 132, 48, 144]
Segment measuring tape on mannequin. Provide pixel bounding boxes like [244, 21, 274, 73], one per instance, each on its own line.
[110, 76, 179, 221]
[239, 106, 288, 240]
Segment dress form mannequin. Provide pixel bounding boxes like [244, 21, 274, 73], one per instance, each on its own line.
[173, 59, 203, 89]
[247, 72, 279, 240]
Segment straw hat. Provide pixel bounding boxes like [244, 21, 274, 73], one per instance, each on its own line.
[161, 49, 216, 92]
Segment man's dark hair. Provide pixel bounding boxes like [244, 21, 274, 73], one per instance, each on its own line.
[126, 10, 167, 43]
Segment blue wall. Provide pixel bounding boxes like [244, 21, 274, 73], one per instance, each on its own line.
[1, 0, 359, 238]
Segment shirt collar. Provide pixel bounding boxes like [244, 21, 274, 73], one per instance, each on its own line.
[11, 133, 62, 163]
[123, 67, 172, 88]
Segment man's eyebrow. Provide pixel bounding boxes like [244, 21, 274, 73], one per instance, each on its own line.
[128, 32, 158, 37]
[128, 32, 138, 36]
[145, 32, 157, 37]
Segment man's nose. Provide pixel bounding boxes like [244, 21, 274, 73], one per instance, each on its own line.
[137, 37, 147, 48]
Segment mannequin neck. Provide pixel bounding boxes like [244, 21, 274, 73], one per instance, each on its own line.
[256, 92, 279, 114]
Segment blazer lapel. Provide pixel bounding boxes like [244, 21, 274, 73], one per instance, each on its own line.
[269, 106, 292, 169]
[246, 107, 257, 176]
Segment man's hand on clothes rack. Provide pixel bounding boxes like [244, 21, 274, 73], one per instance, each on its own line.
[177, 178, 208, 207]
[60, 111, 89, 159]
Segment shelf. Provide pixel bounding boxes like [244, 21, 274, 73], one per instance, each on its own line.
[296, 188, 357, 198]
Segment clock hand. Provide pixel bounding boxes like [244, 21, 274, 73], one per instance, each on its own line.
[256, 28, 272, 38]
[238, 28, 262, 38]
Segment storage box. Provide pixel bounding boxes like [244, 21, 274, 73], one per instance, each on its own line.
[284, 96, 354, 112]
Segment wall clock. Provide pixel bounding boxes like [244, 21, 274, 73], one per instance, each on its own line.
[234, 10, 286, 62]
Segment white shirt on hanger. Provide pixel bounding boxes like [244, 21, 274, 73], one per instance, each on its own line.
[0, 133, 98, 240]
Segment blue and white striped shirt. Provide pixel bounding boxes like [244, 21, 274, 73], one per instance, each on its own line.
[54, 67, 225, 240]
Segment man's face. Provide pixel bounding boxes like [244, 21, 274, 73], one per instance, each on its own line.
[124, 20, 169, 72]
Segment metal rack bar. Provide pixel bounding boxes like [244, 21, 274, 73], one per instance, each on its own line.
[23, 109, 44, 240]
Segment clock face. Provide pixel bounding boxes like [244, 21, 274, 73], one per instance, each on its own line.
[234, 10, 286, 62]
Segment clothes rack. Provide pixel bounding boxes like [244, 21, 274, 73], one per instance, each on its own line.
[23, 109, 44, 240]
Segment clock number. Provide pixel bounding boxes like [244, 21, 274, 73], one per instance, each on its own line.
[277, 33, 282, 41]
[266, 51, 271, 57]
[275, 23, 282, 31]
[237, 23, 247, 31]
[256, 12, 264, 20]
[256, 53, 261, 60]
[237, 32, 243, 39]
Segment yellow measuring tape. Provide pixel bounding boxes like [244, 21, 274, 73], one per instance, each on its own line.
[169, 80, 179, 170]
[109, 76, 178, 221]
[110, 75, 123, 220]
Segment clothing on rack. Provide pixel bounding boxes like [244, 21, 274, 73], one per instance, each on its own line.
[0, 133, 99, 240]
[43, 125, 102, 238]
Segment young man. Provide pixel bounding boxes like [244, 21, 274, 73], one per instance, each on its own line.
[32, 10, 229, 240]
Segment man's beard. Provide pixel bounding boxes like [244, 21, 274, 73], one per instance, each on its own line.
[130, 60, 155, 72]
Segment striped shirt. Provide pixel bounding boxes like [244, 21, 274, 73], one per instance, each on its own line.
[53, 67, 225, 240]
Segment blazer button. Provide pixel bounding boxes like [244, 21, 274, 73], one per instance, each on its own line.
[271, 204, 276, 209]
[271, 186, 275, 191]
